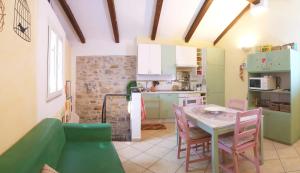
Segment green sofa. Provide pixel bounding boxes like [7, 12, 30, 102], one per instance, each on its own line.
[0, 118, 125, 173]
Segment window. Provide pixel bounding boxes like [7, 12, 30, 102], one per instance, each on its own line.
[47, 27, 63, 101]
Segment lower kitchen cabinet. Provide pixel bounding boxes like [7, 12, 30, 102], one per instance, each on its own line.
[142, 93, 178, 119]
[143, 94, 160, 119]
[263, 109, 291, 144]
[160, 94, 178, 119]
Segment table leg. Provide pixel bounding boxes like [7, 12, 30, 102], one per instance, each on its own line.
[211, 131, 220, 173]
[259, 117, 264, 164]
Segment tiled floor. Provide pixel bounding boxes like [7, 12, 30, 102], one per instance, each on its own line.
[113, 123, 300, 173]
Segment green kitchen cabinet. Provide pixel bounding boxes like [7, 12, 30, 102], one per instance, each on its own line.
[161, 45, 176, 75]
[204, 48, 225, 106]
[247, 49, 291, 73]
[143, 94, 160, 119]
[263, 109, 291, 144]
[247, 49, 300, 144]
[159, 94, 178, 119]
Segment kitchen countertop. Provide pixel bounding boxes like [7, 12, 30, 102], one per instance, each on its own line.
[141, 90, 206, 94]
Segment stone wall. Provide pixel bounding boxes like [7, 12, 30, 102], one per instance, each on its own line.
[76, 56, 136, 141]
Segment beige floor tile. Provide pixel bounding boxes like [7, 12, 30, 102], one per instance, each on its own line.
[176, 164, 205, 173]
[131, 141, 155, 152]
[264, 149, 279, 160]
[156, 139, 177, 149]
[161, 150, 185, 165]
[123, 161, 146, 173]
[274, 142, 292, 149]
[119, 155, 128, 163]
[130, 153, 160, 169]
[281, 157, 300, 172]
[118, 146, 142, 159]
[148, 159, 182, 173]
[143, 170, 155, 173]
[261, 159, 285, 173]
[142, 137, 164, 145]
[113, 141, 130, 150]
[145, 146, 172, 158]
[277, 147, 299, 158]
[263, 139, 275, 150]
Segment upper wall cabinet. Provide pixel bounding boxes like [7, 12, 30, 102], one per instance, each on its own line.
[138, 44, 161, 75]
[176, 46, 197, 67]
[161, 45, 176, 76]
[247, 50, 291, 73]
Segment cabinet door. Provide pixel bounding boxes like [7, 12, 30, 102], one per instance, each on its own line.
[161, 45, 176, 75]
[148, 44, 161, 74]
[176, 46, 197, 67]
[159, 94, 178, 119]
[263, 109, 291, 144]
[143, 94, 160, 119]
[206, 48, 225, 106]
[138, 44, 149, 74]
[268, 50, 290, 72]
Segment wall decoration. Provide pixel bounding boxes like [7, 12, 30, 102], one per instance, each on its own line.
[0, 0, 5, 32]
[13, 0, 31, 42]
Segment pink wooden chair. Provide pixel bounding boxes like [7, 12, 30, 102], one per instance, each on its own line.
[227, 99, 248, 111]
[173, 104, 211, 172]
[218, 108, 262, 173]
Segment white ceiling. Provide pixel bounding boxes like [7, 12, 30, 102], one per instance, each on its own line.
[51, 0, 249, 44]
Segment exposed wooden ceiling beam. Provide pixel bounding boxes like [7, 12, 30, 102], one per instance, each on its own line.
[58, 0, 85, 43]
[247, 0, 260, 5]
[185, 0, 213, 43]
[213, 4, 250, 46]
[107, 0, 120, 43]
[151, 0, 164, 40]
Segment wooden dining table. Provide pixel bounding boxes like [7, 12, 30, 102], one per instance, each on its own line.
[183, 104, 264, 173]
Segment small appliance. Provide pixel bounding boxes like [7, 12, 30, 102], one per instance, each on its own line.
[249, 76, 276, 90]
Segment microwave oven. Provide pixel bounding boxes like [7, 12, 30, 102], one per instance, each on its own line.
[249, 76, 276, 90]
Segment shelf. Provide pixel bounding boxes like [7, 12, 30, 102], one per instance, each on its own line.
[249, 106, 291, 114]
[249, 89, 290, 94]
[262, 107, 291, 114]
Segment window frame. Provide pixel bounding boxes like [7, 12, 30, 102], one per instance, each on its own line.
[47, 26, 64, 101]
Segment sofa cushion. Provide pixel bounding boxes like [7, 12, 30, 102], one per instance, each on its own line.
[0, 119, 65, 173]
[56, 141, 125, 173]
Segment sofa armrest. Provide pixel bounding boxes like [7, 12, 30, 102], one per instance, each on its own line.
[63, 123, 112, 142]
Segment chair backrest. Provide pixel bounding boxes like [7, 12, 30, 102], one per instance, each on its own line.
[173, 104, 190, 141]
[234, 108, 262, 147]
[227, 99, 248, 111]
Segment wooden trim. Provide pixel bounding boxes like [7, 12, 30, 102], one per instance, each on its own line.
[58, 0, 85, 43]
[151, 0, 164, 40]
[213, 4, 250, 46]
[107, 0, 120, 43]
[185, 0, 213, 43]
[247, 0, 260, 5]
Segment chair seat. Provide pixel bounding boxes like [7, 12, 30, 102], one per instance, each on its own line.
[219, 134, 254, 148]
[189, 127, 210, 140]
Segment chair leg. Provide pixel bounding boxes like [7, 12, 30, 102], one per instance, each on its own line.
[233, 153, 239, 173]
[254, 146, 260, 173]
[186, 143, 191, 172]
[177, 137, 182, 159]
[221, 150, 226, 163]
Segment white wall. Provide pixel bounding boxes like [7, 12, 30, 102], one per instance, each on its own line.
[216, 0, 300, 101]
[36, 0, 67, 121]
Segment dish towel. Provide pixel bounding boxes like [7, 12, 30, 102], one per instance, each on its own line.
[141, 97, 146, 121]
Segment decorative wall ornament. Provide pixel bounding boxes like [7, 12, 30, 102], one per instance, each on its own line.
[0, 0, 5, 32]
[13, 0, 31, 42]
